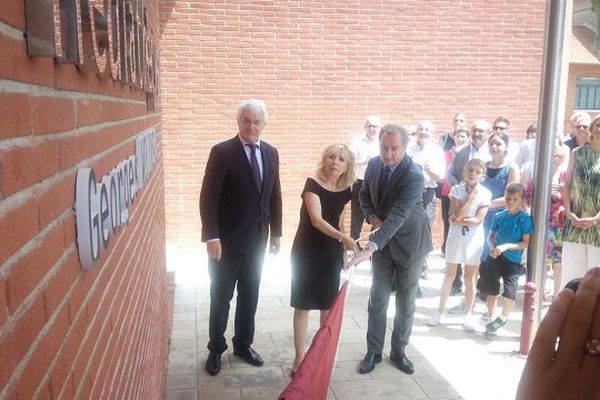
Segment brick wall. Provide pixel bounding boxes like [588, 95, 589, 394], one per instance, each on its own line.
[0, 2, 169, 399]
[160, 1, 546, 255]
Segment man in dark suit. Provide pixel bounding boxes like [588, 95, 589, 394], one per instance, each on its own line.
[447, 119, 492, 188]
[348, 124, 432, 375]
[199, 99, 282, 376]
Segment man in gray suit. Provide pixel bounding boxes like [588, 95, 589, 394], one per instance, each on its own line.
[348, 124, 433, 375]
[447, 119, 492, 188]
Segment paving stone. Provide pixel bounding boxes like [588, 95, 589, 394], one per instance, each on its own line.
[164, 389, 198, 400]
[166, 373, 197, 390]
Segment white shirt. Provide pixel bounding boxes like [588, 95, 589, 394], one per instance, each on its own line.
[407, 141, 446, 188]
[469, 143, 492, 163]
[349, 134, 379, 180]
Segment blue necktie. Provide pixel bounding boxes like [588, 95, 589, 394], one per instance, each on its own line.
[378, 166, 391, 198]
[246, 144, 262, 192]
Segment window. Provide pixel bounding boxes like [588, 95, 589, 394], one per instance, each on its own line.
[575, 77, 600, 110]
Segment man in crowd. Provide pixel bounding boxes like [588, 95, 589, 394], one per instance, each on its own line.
[348, 124, 433, 375]
[349, 115, 381, 242]
[565, 111, 592, 151]
[492, 116, 520, 163]
[447, 119, 492, 188]
[199, 99, 282, 376]
[407, 120, 446, 281]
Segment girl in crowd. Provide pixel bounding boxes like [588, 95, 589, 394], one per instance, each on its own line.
[562, 114, 600, 285]
[440, 123, 471, 255]
[289, 144, 357, 376]
[428, 158, 491, 331]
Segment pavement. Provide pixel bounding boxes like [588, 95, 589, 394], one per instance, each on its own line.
[164, 250, 544, 400]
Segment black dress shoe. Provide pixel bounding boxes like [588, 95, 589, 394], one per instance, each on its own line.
[389, 351, 414, 375]
[233, 346, 264, 366]
[358, 352, 382, 374]
[205, 352, 221, 376]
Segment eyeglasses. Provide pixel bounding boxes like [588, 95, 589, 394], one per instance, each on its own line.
[471, 127, 486, 134]
[575, 124, 589, 130]
[366, 124, 379, 129]
[493, 126, 508, 131]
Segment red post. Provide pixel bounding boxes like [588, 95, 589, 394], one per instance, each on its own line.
[519, 282, 537, 356]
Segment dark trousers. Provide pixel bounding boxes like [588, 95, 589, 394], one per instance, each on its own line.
[207, 237, 266, 354]
[350, 179, 365, 239]
[367, 247, 424, 354]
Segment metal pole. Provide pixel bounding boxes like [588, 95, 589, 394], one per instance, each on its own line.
[520, 0, 567, 356]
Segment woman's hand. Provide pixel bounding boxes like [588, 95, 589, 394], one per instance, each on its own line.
[516, 267, 600, 400]
[340, 234, 358, 253]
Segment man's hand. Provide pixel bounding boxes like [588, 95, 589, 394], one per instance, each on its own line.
[269, 236, 281, 255]
[346, 247, 374, 269]
[369, 216, 383, 229]
[207, 240, 222, 261]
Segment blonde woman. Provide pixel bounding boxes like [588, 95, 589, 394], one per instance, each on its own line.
[290, 144, 357, 376]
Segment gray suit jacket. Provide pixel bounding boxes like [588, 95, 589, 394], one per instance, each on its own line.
[360, 155, 433, 264]
[447, 144, 470, 188]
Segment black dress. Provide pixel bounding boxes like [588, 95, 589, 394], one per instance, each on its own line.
[290, 178, 352, 310]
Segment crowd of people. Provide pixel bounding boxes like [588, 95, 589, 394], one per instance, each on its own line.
[198, 99, 600, 389]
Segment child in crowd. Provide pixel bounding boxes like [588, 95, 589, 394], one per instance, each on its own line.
[479, 182, 533, 338]
[427, 159, 492, 331]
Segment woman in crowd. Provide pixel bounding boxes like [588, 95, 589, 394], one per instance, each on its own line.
[289, 144, 357, 376]
[562, 114, 600, 285]
[480, 131, 520, 262]
[516, 267, 600, 400]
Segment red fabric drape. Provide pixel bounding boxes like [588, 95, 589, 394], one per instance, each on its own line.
[278, 281, 349, 400]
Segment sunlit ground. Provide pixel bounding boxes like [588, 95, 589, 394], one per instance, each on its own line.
[167, 245, 551, 400]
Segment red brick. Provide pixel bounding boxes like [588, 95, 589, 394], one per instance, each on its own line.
[0, 141, 60, 197]
[0, 296, 46, 390]
[0, 2, 25, 30]
[6, 222, 65, 314]
[0, 280, 7, 328]
[48, 313, 87, 398]
[12, 308, 69, 400]
[31, 96, 76, 135]
[0, 92, 32, 139]
[37, 176, 73, 228]
[43, 251, 81, 319]
[0, 201, 39, 265]
[0, 33, 54, 86]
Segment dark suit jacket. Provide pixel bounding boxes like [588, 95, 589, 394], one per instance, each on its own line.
[360, 155, 433, 264]
[200, 136, 282, 253]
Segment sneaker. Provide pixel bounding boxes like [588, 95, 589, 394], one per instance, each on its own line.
[485, 317, 507, 335]
[480, 314, 491, 323]
[463, 315, 477, 332]
[426, 312, 445, 327]
[450, 285, 462, 296]
[447, 301, 465, 315]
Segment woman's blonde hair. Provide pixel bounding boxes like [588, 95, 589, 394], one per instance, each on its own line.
[316, 144, 356, 190]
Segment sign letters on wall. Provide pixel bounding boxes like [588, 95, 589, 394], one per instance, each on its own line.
[75, 128, 157, 270]
[25, 0, 159, 94]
